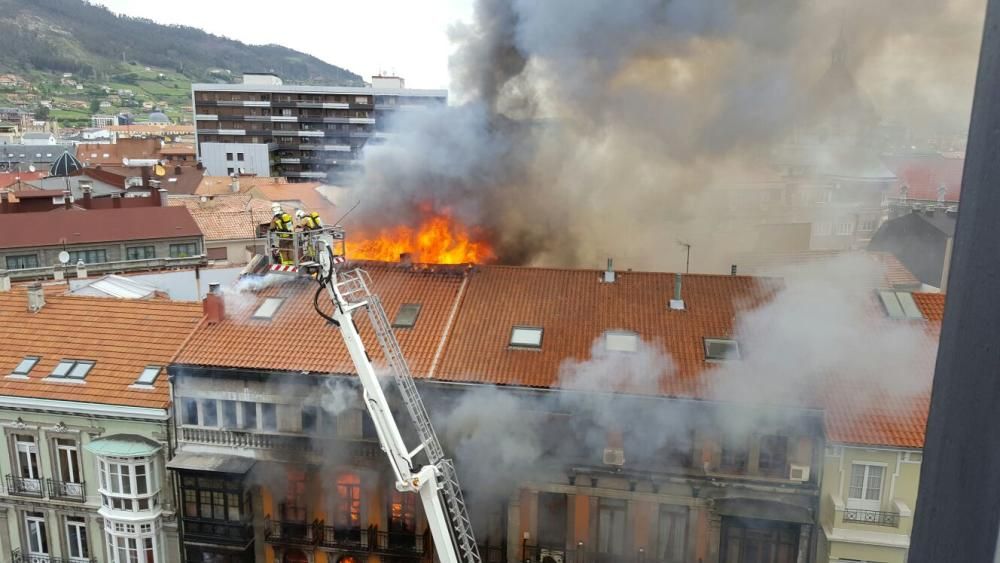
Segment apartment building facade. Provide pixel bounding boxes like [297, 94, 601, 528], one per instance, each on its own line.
[0, 284, 204, 563]
[818, 292, 941, 563]
[168, 264, 833, 563]
[191, 74, 446, 182]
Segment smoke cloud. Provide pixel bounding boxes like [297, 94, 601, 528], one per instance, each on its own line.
[348, 0, 984, 272]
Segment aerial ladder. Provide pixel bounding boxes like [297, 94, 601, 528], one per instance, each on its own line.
[259, 226, 482, 563]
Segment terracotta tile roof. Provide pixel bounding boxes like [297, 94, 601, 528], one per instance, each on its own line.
[0, 206, 202, 250]
[882, 152, 964, 202]
[175, 263, 469, 375]
[0, 171, 47, 190]
[0, 289, 203, 409]
[823, 293, 944, 448]
[158, 144, 195, 156]
[109, 124, 195, 136]
[249, 182, 337, 219]
[169, 194, 275, 241]
[195, 176, 291, 197]
[174, 263, 945, 449]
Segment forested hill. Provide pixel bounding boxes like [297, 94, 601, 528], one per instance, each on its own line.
[0, 0, 363, 85]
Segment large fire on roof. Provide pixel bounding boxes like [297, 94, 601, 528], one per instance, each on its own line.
[345, 209, 495, 265]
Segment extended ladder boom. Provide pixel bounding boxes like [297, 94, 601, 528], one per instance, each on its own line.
[316, 247, 481, 563]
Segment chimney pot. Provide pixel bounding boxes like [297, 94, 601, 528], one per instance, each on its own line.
[669, 272, 685, 310]
[204, 283, 225, 323]
[27, 282, 45, 312]
[76, 261, 88, 279]
[399, 253, 413, 266]
[603, 258, 616, 283]
[0, 269, 10, 292]
[62, 190, 72, 209]
[157, 188, 168, 207]
[53, 264, 64, 281]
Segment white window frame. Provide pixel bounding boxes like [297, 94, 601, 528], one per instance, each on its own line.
[55, 437, 83, 484]
[509, 326, 543, 349]
[105, 518, 161, 563]
[25, 511, 48, 555]
[15, 434, 41, 483]
[66, 516, 90, 562]
[605, 330, 640, 353]
[847, 462, 887, 511]
[97, 455, 160, 513]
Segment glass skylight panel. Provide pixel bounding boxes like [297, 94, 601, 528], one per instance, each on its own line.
[137, 366, 161, 385]
[12, 356, 39, 375]
[51, 360, 74, 377]
[67, 361, 94, 379]
[878, 290, 906, 319]
[510, 326, 543, 348]
[393, 303, 422, 328]
[252, 298, 284, 320]
[896, 292, 924, 319]
[705, 338, 741, 361]
[605, 330, 639, 353]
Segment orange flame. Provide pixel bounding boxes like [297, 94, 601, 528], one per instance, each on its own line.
[346, 214, 494, 265]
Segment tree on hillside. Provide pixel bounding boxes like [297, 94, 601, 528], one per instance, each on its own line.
[34, 105, 50, 120]
[89, 98, 101, 113]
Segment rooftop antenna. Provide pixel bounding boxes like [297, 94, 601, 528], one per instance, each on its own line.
[676, 240, 691, 274]
[333, 200, 361, 226]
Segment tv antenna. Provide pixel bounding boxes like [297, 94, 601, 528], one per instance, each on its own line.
[676, 240, 692, 274]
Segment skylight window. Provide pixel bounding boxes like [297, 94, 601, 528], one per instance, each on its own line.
[705, 338, 742, 361]
[393, 303, 422, 328]
[510, 326, 543, 349]
[136, 366, 161, 385]
[604, 330, 639, 353]
[11, 356, 39, 376]
[878, 290, 924, 320]
[51, 360, 95, 379]
[252, 298, 284, 320]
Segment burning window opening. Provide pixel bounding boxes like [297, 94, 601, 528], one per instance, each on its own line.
[345, 213, 494, 265]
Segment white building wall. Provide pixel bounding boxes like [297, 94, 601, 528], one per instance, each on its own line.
[199, 143, 271, 177]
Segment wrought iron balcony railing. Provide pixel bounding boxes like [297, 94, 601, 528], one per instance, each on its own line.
[46, 479, 85, 502]
[6, 474, 43, 498]
[842, 508, 901, 527]
[11, 547, 96, 563]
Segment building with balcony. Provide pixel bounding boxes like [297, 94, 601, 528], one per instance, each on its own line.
[191, 74, 446, 182]
[818, 293, 942, 563]
[167, 262, 854, 563]
[0, 283, 204, 563]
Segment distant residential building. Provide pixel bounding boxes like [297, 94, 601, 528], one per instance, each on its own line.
[0, 203, 204, 279]
[882, 152, 963, 205]
[191, 73, 446, 181]
[869, 206, 958, 291]
[19, 132, 57, 145]
[0, 121, 17, 144]
[0, 284, 204, 563]
[158, 143, 196, 164]
[99, 100, 113, 109]
[819, 293, 942, 563]
[0, 144, 74, 172]
[91, 114, 118, 127]
[169, 193, 275, 264]
[76, 138, 161, 166]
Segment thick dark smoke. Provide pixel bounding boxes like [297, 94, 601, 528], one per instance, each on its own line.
[348, 0, 984, 271]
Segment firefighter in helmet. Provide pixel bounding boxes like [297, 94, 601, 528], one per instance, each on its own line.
[270, 203, 295, 264]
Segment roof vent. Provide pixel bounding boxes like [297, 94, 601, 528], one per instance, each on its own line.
[603, 258, 615, 283]
[27, 282, 45, 313]
[669, 273, 685, 310]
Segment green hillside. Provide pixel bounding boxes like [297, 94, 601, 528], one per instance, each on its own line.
[0, 0, 365, 125]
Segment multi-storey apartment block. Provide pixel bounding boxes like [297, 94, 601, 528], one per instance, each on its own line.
[0, 283, 203, 563]
[191, 74, 446, 182]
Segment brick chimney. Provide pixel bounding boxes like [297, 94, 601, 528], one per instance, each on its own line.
[27, 283, 45, 313]
[158, 188, 168, 207]
[174, 165, 182, 175]
[62, 190, 72, 210]
[204, 282, 225, 323]
[0, 190, 9, 214]
[80, 182, 93, 209]
[399, 252, 413, 266]
[112, 193, 122, 208]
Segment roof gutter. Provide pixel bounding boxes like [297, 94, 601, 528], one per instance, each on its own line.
[0, 395, 169, 421]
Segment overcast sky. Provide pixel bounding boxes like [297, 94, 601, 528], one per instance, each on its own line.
[90, 0, 473, 91]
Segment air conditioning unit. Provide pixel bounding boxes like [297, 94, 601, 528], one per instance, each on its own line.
[789, 464, 810, 482]
[603, 448, 625, 467]
[539, 548, 565, 563]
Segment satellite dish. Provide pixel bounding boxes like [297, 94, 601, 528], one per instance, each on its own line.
[154, 164, 166, 177]
[58, 251, 70, 264]
[28, 165, 35, 172]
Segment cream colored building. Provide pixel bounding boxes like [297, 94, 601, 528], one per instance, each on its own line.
[818, 291, 941, 563]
